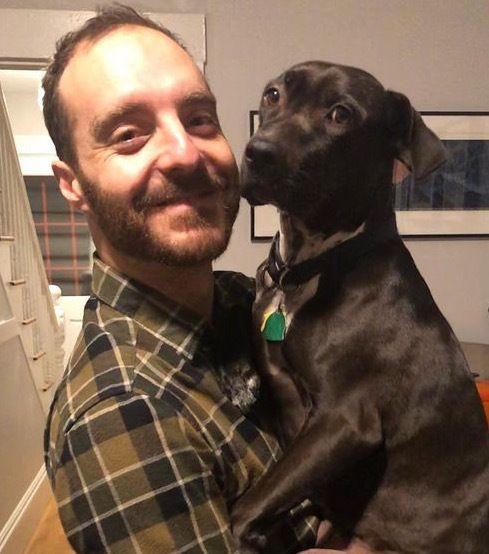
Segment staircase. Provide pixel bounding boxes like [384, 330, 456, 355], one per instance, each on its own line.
[0, 83, 63, 553]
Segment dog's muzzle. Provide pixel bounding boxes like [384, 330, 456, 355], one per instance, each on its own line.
[240, 136, 285, 205]
[244, 137, 283, 174]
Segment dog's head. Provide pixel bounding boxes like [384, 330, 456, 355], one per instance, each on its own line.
[241, 61, 446, 234]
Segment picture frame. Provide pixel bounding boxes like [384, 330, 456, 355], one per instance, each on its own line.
[249, 110, 489, 240]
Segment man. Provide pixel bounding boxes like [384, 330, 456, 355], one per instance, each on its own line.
[43, 6, 372, 553]
[42, 6, 320, 553]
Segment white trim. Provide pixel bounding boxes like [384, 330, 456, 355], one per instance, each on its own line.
[0, 465, 50, 553]
[397, 209, 489, 236]
[252, 205, 489, 239]
[423, 115, 489, 140]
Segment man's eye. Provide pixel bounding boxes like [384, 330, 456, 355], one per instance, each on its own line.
[187, 114, 219, 136]
[189, 115, 213, 126]
[111, 127, 148, 153]
[115, 128, 137, 143]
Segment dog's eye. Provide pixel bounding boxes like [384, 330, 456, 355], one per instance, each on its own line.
[263, 87, 281, 105]
[327, 105, 352, 125]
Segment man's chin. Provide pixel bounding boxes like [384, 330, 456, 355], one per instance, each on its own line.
[148, 207, 235, 264]
[159, 227, 231, 265]
[147, 201, 228, 233]
[116, 226, 231, 267]
[92, 190, 238, 267]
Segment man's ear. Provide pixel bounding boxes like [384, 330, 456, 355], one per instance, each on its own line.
[386, 91, 447, 180]
[52, 161, 90, 213]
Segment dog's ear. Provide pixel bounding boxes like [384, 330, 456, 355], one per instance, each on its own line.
[386, 91, 447, 180]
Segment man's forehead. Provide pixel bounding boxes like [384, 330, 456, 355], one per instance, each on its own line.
[66, 25, 191, 76]
[58, 24, 208, 111]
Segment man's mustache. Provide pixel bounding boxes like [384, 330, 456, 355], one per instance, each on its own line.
[133, 168, 224, 212]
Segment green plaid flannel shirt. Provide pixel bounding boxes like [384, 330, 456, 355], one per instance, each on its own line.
[45, 256, 317, 553]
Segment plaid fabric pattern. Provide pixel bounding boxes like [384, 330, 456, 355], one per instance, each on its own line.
[45, 257, 317, 553]
[25, 175, 91, 295]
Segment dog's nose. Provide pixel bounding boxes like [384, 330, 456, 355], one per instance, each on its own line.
[245, 139, 280, 171]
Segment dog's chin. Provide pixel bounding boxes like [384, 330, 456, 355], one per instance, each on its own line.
[240, 164, 275, 206]
[241, 191, 266, 206]
[240, 181, 270, 206]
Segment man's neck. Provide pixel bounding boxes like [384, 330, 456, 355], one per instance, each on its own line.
[99, 249, 215, 320]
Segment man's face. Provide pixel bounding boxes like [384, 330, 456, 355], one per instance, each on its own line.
[58, 25, 239, 266]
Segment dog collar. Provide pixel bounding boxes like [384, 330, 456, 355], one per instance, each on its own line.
[266, 215, 399, 288]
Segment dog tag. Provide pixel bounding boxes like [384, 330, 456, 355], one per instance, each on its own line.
[261, 309, 286, 342]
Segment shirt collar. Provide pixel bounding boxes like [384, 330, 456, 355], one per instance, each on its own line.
[91, 255, 206, 361]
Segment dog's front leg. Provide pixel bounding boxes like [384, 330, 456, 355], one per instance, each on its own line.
[257, 339, 310, 446]
[231, 406, 382, 550]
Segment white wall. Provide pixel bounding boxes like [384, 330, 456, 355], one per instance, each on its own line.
[1, 0, 488, 344]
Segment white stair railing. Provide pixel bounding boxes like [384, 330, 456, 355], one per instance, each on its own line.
[0, 82, 61, 414]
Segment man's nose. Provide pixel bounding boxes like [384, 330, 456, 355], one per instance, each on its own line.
[154, 118, 201, 174]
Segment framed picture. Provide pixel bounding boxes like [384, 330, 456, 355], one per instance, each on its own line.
[249, 110, 489, 240]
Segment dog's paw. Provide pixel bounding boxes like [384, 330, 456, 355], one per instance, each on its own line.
[237, 546, 259, 554]
[232, 513, 268, 553]
[245, 530, 268, 551]
[234, 529, 267, 554]
[233, 540, 261, 554]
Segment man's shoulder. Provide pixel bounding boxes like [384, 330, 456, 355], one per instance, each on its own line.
[72, 295, 138, 368]
[52, 272, 255, 439]
[53, 296, 137, 430]
[77, 295, 137, 350]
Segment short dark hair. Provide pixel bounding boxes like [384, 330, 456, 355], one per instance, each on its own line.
[42, 4, 187, 169]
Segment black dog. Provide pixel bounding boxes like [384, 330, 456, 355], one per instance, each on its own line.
[232, 61, 489, 553]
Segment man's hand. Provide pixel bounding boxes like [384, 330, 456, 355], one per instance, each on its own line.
[298, 521, 375, 553]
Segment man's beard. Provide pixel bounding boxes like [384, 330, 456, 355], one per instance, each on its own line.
[79, 166, 240, 266]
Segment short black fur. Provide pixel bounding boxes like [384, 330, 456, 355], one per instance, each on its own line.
[232, 61, 489, 554]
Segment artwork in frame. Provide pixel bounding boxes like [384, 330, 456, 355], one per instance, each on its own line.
[24, 175, 92, 295]
[249, 110, 489, 240]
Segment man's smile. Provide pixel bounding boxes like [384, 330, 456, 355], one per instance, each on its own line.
[146, 188, 220, 215]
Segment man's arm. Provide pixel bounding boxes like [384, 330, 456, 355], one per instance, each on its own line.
[53, 393, 238, 553]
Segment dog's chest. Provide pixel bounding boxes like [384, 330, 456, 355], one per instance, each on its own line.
[255, 266, 320, 337]
[255, 226, 361, 338]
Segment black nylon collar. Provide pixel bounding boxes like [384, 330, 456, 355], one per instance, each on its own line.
[266, 215, 399, 288]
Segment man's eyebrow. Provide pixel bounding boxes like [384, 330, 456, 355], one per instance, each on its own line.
[179, 90, 217, 110]
[90, 103, 146, 141]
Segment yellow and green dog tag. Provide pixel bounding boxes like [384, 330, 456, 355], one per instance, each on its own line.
[261, 308, 286, 342]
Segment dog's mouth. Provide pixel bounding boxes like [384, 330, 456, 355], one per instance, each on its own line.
[239, 163, 277, 206]
[240, 133, 290, 205]
[240, 180, 266, 206]
[240, 153, 318, 212]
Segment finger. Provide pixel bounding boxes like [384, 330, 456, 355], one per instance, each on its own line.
[315, 520, 333, 546]
[346, 539, 376, 553]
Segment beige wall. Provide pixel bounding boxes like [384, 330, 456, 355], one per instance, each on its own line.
[1, 0, 488, 343]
